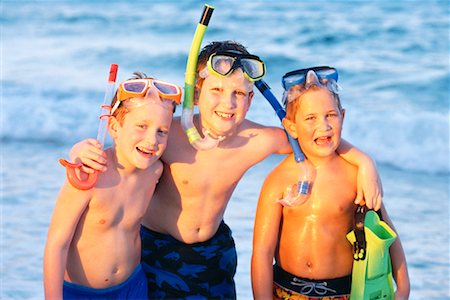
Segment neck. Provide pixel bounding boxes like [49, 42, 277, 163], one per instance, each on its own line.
[107, 146, 139, 175]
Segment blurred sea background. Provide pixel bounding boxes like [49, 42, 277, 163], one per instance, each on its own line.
[1, 1, 449, 299]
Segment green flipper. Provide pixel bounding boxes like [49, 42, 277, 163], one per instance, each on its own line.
[346, 208, 397, 300]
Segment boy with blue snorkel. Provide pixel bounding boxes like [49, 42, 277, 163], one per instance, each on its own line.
[44, 72, 181, 299]
[69, 41, 383, 299]
[251, 67, 410, 299]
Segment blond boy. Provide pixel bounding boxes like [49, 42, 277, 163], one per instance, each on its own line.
[44, 73, 180, 299]
[251, 67, 410, 299]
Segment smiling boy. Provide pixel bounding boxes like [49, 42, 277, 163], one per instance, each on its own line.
[44, 73, 181, 299]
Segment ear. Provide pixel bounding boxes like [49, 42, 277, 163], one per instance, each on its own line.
[247, 91, 254, 108]
[282, 117, 298, 139]
[194, 87, 200, 105]
[108, 116, 121, 139]
[341, 108, 345, 120]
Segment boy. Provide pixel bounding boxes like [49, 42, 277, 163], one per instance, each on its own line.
[43, 73, 181, 299]
[251, 67, 410, 299]
[70, 41, 383, 299]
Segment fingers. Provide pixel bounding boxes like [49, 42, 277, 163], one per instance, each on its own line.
[354, 186, 363, 206]
[374, 194, 382, 211]
[69, 139, 107, 172]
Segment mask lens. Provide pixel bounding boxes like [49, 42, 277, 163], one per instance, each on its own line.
[241, 58, 264, 80]
[123, 81, 147, 93]
[153, 80, 179, 95]
[282, 72, 307, 91]
[211, 55, 236, 76]
[314, 68, 338, 80]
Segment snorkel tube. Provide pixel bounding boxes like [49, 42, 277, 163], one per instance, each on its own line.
[181, 4, 220, 150]
[255, 80, 312, 202]
[59, 63, 119, 190]
[255, 80, 304, 162]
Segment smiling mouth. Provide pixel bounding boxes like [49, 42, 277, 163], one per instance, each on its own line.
[137, 147, 156, 156]
[315, 136, 332, 145]
[215, 111, 234, 119]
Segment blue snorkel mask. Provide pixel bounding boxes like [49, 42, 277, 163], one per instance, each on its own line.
[281, 66, 341, 106]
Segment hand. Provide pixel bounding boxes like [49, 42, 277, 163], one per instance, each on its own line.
[394, 290, 409, 300]
[69, 139, 107, 173]
[354, 158, 383, 211]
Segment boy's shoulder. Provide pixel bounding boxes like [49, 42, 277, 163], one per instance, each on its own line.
[239, 119, 285, 137]
[263, 155, 297, 188]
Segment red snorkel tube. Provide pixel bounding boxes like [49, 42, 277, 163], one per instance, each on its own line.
[59, 64, 118, 190]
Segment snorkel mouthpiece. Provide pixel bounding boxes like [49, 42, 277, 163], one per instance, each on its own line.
[182, 4, 220, 150]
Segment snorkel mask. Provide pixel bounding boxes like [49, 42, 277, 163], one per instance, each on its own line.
[199, 51, 266, 82]
[282, 66, 341, 106]
[112, 78, 182, 114]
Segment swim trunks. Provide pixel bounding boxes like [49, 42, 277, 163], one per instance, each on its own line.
[63, 263, 148, 299]
[140, 221, 237, 299]
[273, 264, 351, 300]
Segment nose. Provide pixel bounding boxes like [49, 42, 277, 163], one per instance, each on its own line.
[220, 91, 237, 109]
[144, 130, 158, 150]
[318, 117, 332, 131]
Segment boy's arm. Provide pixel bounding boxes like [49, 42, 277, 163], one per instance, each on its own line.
[43, 182, 91, 299]
[337, 139, 383, 210]
[380, 205, 411, 299]
[251, 171, 284, 299]
[69, 138, 107, 173]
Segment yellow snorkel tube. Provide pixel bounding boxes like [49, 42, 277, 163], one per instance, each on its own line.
[181, 4, 219, 150]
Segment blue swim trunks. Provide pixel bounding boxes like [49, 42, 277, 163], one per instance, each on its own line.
[140, 221, 237, 299]
[63, 263, 148, 300]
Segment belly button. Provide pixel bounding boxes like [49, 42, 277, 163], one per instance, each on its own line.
[99, 219, 106, 224]
[307, 261, 313, 268]
[113, 267, 118, 274]
[182, 180, 188, 184]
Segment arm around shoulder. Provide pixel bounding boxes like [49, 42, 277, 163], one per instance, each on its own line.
[337, 139, 383, 210]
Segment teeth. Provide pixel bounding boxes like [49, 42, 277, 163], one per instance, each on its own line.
[137, 147, 154, 155]
[315, 137, 330, 145]
[216, 111, 233, 118]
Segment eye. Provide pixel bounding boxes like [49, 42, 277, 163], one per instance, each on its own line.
[210, 87, 222, 94]
[137, 124, 147, 129]
[327, 112, 338, 118]
[305, 115, 316, 121]
[158, 128, 169, 136]
[235, 90, 247, 97]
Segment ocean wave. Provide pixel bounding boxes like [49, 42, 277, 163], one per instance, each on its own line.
[2, 0, 448, 176]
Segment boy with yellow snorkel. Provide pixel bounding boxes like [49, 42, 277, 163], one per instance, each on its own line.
[44, 73, 181, 299]
[251, 67, 410, 299]
[69, 41, 383, 299]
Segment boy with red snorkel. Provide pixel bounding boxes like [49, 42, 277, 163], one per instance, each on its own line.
[44, 73, 181, 299]
[69, 41, 383, 299]
[251, 67, 410, 299]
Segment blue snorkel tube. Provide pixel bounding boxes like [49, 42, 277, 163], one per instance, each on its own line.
[255, 80, 312, 198]
[255, 80, 304, 162]
[181, 4, 220, 150]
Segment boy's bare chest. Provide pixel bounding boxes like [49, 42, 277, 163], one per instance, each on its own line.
[85, 184, 154, 229]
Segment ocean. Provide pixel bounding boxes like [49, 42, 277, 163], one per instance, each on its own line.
[1, 0, 449, 299]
